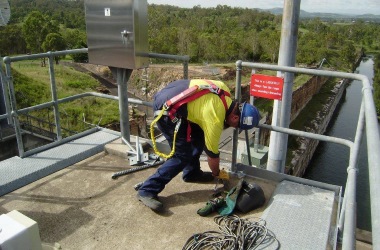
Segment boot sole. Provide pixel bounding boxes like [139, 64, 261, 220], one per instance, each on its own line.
[137, 194, 163, 212]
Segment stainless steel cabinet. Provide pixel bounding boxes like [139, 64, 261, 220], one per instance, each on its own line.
[85, 0, 149, 69]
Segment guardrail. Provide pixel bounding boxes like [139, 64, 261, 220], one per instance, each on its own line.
[0, 49, 189, 158]
[234, 61, 380, 250]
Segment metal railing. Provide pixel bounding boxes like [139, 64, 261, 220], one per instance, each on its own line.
[0, 49, 189, 158]
[1, 49, 379, 249]
[233, 61, 380, 250]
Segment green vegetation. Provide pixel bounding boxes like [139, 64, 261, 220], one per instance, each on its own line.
[12, 68, 50, 107]
[12, 60, 119, 136]
[3, 2, 378, 69]
[373, 54, 380, 118]
[13, 61, 99, 98]
[0, 0, 379, 134]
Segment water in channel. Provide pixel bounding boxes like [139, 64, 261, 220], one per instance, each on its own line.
[304, 57, 378, 231]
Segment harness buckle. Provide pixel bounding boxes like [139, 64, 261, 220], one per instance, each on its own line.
[171, 116, 179, 123]
[174, 118, 182, 132]
[209, 86, 221, 95]
[200, 84, 220, 95]
[163, 102, 169, 110]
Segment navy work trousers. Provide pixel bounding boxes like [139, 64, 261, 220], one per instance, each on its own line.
[138, 116, 205, 197]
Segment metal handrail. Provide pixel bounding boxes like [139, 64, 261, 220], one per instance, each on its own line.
[1, 49, 189, 158]
[235, 61, 379, 250]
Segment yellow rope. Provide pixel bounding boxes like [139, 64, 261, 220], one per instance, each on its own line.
[150, 109, 180, 159]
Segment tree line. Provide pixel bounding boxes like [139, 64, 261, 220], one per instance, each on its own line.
[1, 0, 86, 60]
[0, 0, 379, 114]
[2, 2, 380, 67]
[374, 58, 380, 117]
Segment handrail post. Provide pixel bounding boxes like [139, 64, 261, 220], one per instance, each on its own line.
[0, 58, 13, 125]
[232, 60, 243, 172]
[339, 101, 365, 238]
[3, 57, 25, 157]
[342, 162, 358, 250]
[183, 59, 189, 79]
[47, 52, 62, 140]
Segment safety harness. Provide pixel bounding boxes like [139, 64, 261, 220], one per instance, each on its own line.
[150, 80, 231, 159]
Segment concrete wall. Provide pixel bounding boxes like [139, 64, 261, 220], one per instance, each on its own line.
[289, 79, 348, 176]
[290, 76, 329, 122]
[0, 134, 50, 161]
[252, 75, 329, 155]
[287, 53, 364, 176]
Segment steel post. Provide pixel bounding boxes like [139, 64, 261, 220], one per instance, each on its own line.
[267, 0, 300, 173]
[4, 58, 25, 157]
[0, 58, 12, 126]
[117, 68, 133, 142]
[183, 60, 189, 79]
[232, 61, 243, 172]
[341, 101, 364, 249]
[47, 52, 62, 140]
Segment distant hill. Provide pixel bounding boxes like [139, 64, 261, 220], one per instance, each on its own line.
[259, 8, 380, 22]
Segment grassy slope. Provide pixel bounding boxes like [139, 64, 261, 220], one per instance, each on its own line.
[12, 60, 120, 136]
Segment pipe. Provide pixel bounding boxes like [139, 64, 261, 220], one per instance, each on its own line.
[267, 0, 301, 173]
[117, 68, 133, 142]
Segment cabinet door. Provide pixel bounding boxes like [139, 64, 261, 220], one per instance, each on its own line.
[85, 0, 148, 69]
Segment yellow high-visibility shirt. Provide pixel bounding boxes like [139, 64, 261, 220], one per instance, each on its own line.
[187, 79, 233, 157]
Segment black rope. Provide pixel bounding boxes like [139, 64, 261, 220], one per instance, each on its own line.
[111, 159, 164, 179]
[182, 215, 280, 250]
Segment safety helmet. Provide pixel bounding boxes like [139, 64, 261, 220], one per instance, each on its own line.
[239, 102, 260, 130]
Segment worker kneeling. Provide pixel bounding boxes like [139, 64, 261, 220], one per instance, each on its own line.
[136, 79, 260, 211]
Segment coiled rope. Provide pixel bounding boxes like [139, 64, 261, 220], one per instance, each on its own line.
[182, 215, 279, 250]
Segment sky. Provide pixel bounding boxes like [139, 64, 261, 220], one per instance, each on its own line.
[147, 0, 380, 15]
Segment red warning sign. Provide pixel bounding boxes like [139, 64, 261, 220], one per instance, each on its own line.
[250, 74, 284, 100]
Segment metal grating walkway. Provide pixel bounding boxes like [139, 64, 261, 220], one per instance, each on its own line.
[260, 180, 337, 250]
[0, 130, 120, 196]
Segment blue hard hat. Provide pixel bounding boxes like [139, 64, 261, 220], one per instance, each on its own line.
[239, 102, 260, 130]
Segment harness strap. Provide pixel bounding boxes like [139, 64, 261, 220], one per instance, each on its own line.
[168, 89, 210, 121]
[151, 80, 232, 158]
[153, 86, 230, 118]
[167, 82, 231, 121]
[202, 80, 230, 111]
[168, 88, 214, 143]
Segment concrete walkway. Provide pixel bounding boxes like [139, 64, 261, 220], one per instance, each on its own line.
[0, 141, 272, 249]
[0, 138, 372, 249]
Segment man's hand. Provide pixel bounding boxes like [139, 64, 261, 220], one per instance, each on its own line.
[213, 169, 230, 196]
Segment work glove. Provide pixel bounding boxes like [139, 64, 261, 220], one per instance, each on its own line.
[217, 168, 229, 180]
[213, 169, 230, 196]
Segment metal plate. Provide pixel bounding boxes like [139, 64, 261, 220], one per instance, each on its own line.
[0, 130, 120, 196]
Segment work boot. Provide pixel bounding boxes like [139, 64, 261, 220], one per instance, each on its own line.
[136, 193, 163, 212]
[183, 170, 214, 183]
